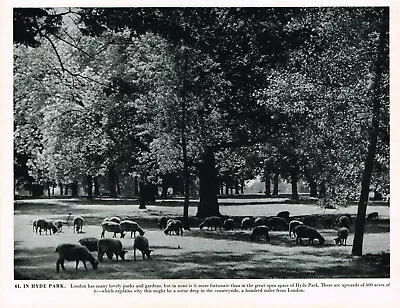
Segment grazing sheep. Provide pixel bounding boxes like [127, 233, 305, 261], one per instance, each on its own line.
[277, 211, 290, 222]
[159, 216, 168, 230]
[199, 216, 221, 231]
[133, 236, 153, 261]
[53, 219, 68, 232]
[100, 221, 122, 238]
[223, 218, 235, 231]
[250, 226, 270, 242]
[294, 225, 325, 245]
[301, 215, 317, 227]
[97, 238, 128, 261]
[288, 220, 304, 237]
[323, 217, 335, 229]
[36, 219, 58, 235]
[254, 217, 268, 227]
[334, 227, 349, 246]
[337, 215, 350, 228]
[73, 216, 84, 233]
[119, 220, 145, 238]
[367, 212, 379, 220]
[164, 220, 183, 235]
[241, 217, 253, 230]
[78, 237, 99, 252]
[267, 217, 288, 231]
[55, 243, 98, 273]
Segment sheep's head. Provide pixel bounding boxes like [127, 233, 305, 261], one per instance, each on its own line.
[75, 225, 80, 232]
[120, 250, 128, 260]
[334, 237, 341, 245]
[199, 223, 204, 230]
[139, 229, 145, 236]
[163, 229, 169, 235]
[51, 225, 59, 234]
[91, 260, 99, 270]
[318, 236, 326, 245]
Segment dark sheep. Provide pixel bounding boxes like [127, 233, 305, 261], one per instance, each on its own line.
[277, 211, 290, 222]
[288, 220, 304, 237]
[301, 215, 317, 227]
[73, 216, 84, 233]
[323, 217, 335, 229]
[223, 218, 235, 231]
[199, 216, 221, 231]
[164, 220, 183, 235]
[133, 236, 153, 261]
[97, 238, 128, 261]
[100, 221, 122, 238]
[36, 219, 58, 235]
[367, 212, 379, 220]
[267, 217, 288, 231]
[78, 237, 99, 252]
[294, 225, 325, 245]
[250, 226, 270, 242]
[334, 227, 349, 246]
[159, 216, 168, 230]
[254, 217, 268, 227]
[241, 217, 253, 230]
[55, 244, 98, 273]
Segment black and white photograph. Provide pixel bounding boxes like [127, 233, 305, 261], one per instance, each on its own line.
[1, 1, 397, 306]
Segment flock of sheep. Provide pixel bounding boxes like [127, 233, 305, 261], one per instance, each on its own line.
[31, 210, 380, 274]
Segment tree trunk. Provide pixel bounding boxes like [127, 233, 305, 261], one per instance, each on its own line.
[272, 172, 279, 196]
[64, 184, 68, 196]
[71, 181, 78, 197]
[235, 179, 239, 194]
[87, 175, 93, 200]
[264, 169, 271, 197]
[240, 180, 244, 194]
[94, 177, 100, 196]
[196, 149, 220, 218]
[291, 167, 299, 200]
[308, 177, 318, 198]
[47, 184, 51, 198]
[352, 17, 386, 256]
[59, 183, 63, 196]
[108, 165, 117, 198]
[318, 181, 326, 199]
[139, 181, 146, 209]
[134, 176, 139, 196]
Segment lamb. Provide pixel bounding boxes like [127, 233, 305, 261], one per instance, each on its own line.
[241, 217, 253, 230]
[250, 226, 270, 242]
[159, 216, 168, 230]
[97, 238, 128, 261]
[254, 217, 268, 227]
[119, 220, 145, 238]
[55, 243, 98, 273]
[78, 237, 99, 252]
[337, 215, 350, 229]
[223, 218, 235, 231]
[288, 220, 304, 237]
[73, 216, 84, 233]
[334, 227, 349, 246]
[164, 219, 183, 235]
[367, 212, 379, 220]
[294, 225, 325, 245]
[199, 216, 221, 231]
[35, 219, 58, 235]
[100, 221, 122, 238]
[133, 236, 153, 260]
[277, 211, 290, 222]
[267, 217, 288, 231]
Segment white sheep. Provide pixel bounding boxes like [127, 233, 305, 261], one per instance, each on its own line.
[78, 237, 99, 252]
[199, 216, 221, 231]
[55, 243, 98, 273]
[133, 236, 153, 260]
[241, 217, 253, 230]
[35, 219, 58, 235]
[164, 219, 183, 235]
[97, 238, 128, 261]
[294, 225, 325, 245]
[288, 220, 304, 237]
[119, 220, 145, 238]
[100, 221, 122, 238]
[73, 216, 84, 233]
[223, 218, 235, 231]
[250, 226, 270, 242]
[334, 227, 349, 246]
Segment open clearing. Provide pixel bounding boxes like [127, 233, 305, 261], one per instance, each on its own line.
[14, 198, 390, 280]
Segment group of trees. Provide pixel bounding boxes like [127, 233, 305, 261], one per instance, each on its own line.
[14, 7, 389, 255]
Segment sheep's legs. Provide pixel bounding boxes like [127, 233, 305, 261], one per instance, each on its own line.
[134, 248, 137, 261]
[75, 260, 79, 270]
